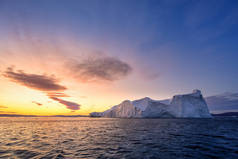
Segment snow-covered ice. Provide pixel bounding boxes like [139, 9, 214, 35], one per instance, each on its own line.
[90, 89, 212, 118]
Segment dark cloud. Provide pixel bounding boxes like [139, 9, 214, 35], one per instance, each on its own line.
[70, 56, 132, 82]
[47, 92, 80, 111]
[32, 101, 42, 106]
[3, 67, 66, 91]
[3, 67, 81, 111]
[49, 96, 80, 110]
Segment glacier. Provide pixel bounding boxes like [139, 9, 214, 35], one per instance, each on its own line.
[90, 89, 212, 118]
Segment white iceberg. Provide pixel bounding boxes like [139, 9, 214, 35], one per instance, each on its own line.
[90, 89, 212, 118]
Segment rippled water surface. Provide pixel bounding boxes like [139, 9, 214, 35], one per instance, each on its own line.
[0, 117, 238, 159]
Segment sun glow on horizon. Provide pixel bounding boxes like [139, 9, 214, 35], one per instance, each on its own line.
[1, 0, 238, 115]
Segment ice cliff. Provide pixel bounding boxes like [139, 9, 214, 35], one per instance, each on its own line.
[90, 89, 212, 118]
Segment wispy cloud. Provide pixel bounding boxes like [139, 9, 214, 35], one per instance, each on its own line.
[0, 105, 16, 114]
[3, 67, 66, 91]
[142, 72, 160, 80]
[46, 92, 69, 97]
[69, 56, 132, 82]
[32, 101, 42, 106]
[0, 105, 8, 108]
[49, 96, 80, 110]
[3, 67, 80, 111]
[0, 110, 16, 114]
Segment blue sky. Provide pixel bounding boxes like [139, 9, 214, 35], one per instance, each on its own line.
[0, 0, 238, 102]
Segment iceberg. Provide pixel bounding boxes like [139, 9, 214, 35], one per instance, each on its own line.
[169, 89, 211, 118]
[90, 89, 212, 118]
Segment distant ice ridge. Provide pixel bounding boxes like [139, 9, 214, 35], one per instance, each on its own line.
[90, 89, 212, 118]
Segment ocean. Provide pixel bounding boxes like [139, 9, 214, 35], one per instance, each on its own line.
[0, 117, 238, 159]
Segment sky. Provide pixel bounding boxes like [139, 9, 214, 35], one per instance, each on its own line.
[0, 0, 238, 115]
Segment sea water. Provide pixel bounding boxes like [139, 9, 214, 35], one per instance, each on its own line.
[0, 117, 238, 159]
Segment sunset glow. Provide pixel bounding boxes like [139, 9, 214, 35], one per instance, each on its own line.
[1, 0, 238, 115]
